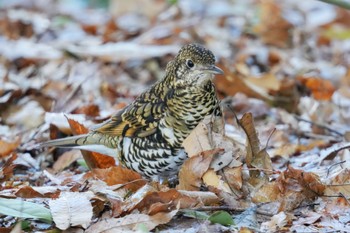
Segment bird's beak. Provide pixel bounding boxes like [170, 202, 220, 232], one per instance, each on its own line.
[203, 65, 224, 75]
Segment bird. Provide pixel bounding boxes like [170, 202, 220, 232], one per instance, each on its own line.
[40, 43, 224, 181]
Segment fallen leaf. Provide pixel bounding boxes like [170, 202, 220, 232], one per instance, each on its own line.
[86, 209, 178, 233]
[202, 169, 232, 193]
[182, 121, 212, 157]
[87, 166, 146, 192]
[324, 168, 350, 197]
[0, 137, 20, 158]
[52, 149, 82, 172]
[284, 166, 325, 197]
[0, 153, 17, 183]
[129, 187, 219, 214]
[177, 149, 221, 191]
[49, 191, 94, 230]
[297, 76, 336, 101]
[292, 211, 321, 226]
[238, 113, 272, 176]
[254, 0, 292, 48]
[15, 186, 60, 198]
[260, 211, 291, 232]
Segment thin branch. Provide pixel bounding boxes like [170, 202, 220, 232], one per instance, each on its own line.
[294, 115, 344, 137]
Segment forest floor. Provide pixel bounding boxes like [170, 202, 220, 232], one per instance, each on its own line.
[1, 0, 350, 232]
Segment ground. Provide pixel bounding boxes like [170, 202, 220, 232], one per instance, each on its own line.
[1, 0, 350, 232]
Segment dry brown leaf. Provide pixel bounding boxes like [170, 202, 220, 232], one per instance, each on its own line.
[15, 186, 60, 199]
[177, 149, 222, 191]
[284, 166, 325, 197]
[202, 169, 242, 194]
[278, 191, 305, 212]
[67, 118, 117, 169]
[251, 181, 280, 203]
[72, 104, 100, 117]
[254, 0, 292, 48]
[297, 76, 336, 101]
[130, 188, 193, 213]
[214, 64, 270, 101]
[0, 153, 17, 183]
[177, 190, 220, 206]
[87, 166, 146, 192]
[268, 78, 300, 113]
[324, 168, 350, 197]
[239, 113, 272, 174]
[0, 137, 20, 158]
[86, 209, 178, 233]
[223, 166, 243, 190]
[128, 187, 219, 214]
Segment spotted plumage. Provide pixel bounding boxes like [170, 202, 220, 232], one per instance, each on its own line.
[40, 44, 223, 181]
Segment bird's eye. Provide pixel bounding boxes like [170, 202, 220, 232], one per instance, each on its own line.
[186, 59, 194, 68]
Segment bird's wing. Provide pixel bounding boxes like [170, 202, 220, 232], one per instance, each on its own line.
[93, 98, 166, 138]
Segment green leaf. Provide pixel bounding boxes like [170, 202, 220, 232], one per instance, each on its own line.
[323, 27, 350, 40]
[21, 220, 31, 230]
[0, 198, 52, 223]
[208, 211, 234, 226]
[77, 158, 88, 169]
[167, 0, 178, 5]
[181, 210, 209, 221]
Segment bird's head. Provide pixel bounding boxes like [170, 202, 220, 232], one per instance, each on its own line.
[167, 44, 223, 88]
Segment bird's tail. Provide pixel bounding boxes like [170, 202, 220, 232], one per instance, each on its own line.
[40, 134, 89, 148]
[39, 133, 119, 157]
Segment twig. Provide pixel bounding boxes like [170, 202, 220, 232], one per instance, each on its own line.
[294, 115, 343, 137]
[186, 203, 275, 217]
[219, 169, 242, 198]
[327, 160, 346, 177]
[339, 192, 350, 206]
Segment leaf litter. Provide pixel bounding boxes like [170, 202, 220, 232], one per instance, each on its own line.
[1, 0, 350, 232]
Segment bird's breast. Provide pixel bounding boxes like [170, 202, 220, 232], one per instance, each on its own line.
[162, 85, 220, 146]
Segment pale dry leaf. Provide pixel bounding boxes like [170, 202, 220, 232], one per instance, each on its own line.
[14, 153, 39, 169]
[66, 43, 179, 62]
[210, 133, 236, 171]
[177, 190, 219, 206]
[5, 99, 45, 130]
[260, 211, 290, 233]
[203, 169, 232, 193]
[324, 168, 350, 197]
[49, 191, 94, 230]
[182, 122, 212, 157]
[52, 150, 82, 172]
[245, 73, 281, 91]
[251, 181, 280, 203]
[223, 166, 243, 190]
[0, 38, 62, 60]
[123, 184, 157, 212]
[85, 209, 178, 233]
[318, 216, 350, 232]
[292, 211, 321, 226]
